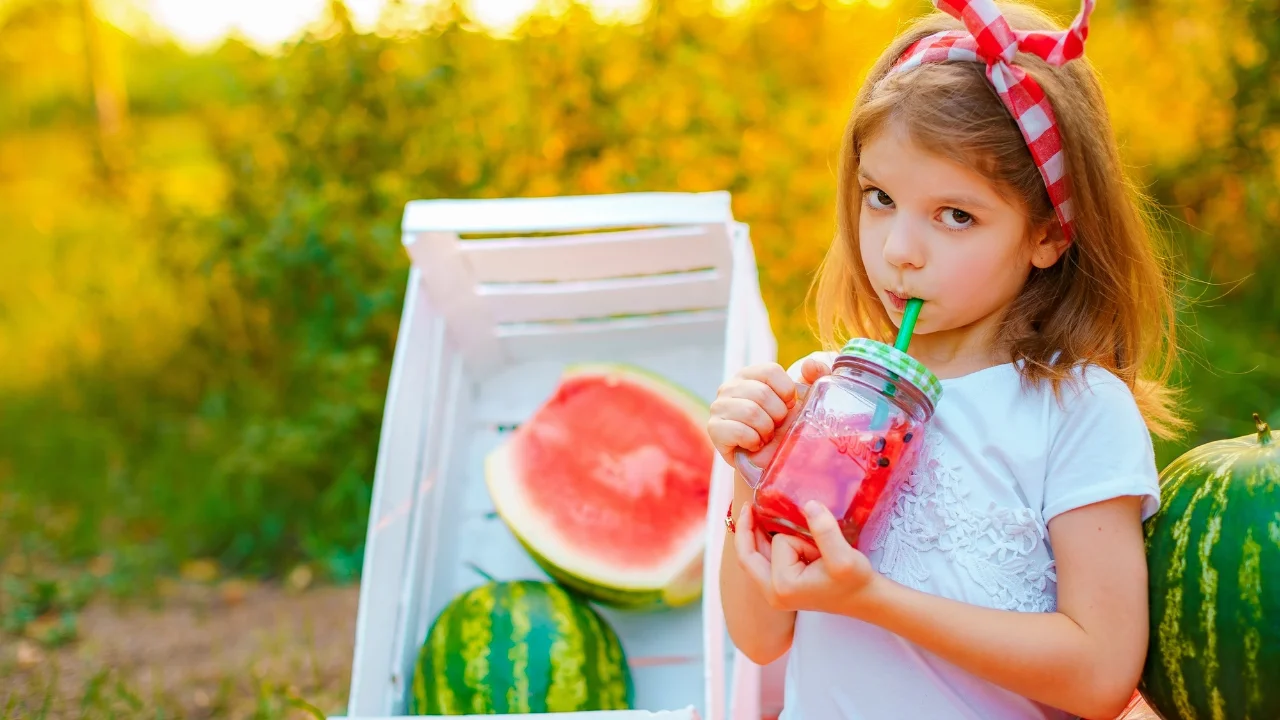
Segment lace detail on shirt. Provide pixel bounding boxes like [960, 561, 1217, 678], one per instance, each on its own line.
[864, 429, 1059, 613]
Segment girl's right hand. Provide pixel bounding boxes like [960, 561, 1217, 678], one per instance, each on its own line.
[707, 357, 831, 467]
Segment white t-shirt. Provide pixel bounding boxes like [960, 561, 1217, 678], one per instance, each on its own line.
[775, 352, 1161, 720]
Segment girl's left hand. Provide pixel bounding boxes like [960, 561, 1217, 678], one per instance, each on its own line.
[733, 499, 882, 617]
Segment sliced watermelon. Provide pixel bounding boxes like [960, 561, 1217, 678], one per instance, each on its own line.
[485, 363, 714, 611]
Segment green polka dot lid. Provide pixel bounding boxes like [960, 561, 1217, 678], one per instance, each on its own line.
[839, 337, 944, 410]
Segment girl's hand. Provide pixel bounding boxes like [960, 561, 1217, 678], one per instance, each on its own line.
[707, 357, 832, 466]
[707, 362, 796, 466]
[733, 499, 881, 617]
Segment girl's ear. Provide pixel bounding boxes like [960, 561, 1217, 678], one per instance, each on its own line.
[1030, 222, 1071, 269]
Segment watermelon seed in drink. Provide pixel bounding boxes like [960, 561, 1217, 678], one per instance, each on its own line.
[753, 414, 917, 546]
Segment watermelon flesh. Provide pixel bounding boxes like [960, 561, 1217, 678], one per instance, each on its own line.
[753, 412, 921, 547]
[486, 364, 713, 610]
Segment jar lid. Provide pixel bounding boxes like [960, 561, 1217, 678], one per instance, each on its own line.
[839, 337, 944, 410]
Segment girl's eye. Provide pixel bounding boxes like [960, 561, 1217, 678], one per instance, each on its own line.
[864, 188, 894, 210]
[940, 208, 974, 229]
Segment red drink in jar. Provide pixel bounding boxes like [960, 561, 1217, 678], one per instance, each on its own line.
[735, 339, 941, 547]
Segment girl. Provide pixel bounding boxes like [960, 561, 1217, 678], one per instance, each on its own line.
[707, 1, 1186, 718]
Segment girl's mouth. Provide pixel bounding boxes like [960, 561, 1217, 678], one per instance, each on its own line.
[886, 291, 910, 312]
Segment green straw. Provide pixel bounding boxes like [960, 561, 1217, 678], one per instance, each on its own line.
[895, 298, 923, 352]
[870, 298, 923, 430]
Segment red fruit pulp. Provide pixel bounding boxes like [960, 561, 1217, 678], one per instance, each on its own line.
[752, 415, 920, 547]
[509, 371, 713, 569]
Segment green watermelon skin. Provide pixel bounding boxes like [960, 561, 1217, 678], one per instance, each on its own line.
[513, 536, 667, 611]
[1141, 415, 1280, 720]
[409, 579, 634, 715]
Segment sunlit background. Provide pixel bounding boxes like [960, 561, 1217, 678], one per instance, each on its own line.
[69, 0, 715, 47]
[1, 0, 1277, 716]
[150, 0, 657, 45]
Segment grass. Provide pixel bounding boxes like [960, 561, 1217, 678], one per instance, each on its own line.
[1, 547, 358, 720]
[1, 667, 332, 720]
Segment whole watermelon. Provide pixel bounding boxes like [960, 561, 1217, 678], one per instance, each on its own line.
[1141, 412, 1280, 720]
[409, 578, 634, 715]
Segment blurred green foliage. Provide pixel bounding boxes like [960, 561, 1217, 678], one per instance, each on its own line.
[0, 0, 1277, 584]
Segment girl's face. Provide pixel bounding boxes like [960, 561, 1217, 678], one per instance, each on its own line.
[856, 123, 1066, 356]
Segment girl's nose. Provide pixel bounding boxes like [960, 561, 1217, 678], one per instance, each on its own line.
[882, 216, 926, 270]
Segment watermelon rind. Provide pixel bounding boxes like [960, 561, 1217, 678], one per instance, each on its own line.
[409, 579, 635, 715]
[1140, 414, 1280, 720]
[485, 362, 712, 611]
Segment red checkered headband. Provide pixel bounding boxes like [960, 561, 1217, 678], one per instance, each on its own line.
[883, 0, 1096, 242]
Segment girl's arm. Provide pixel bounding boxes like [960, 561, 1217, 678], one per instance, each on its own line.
[848, 494, 1148, 720]
[715, 357, 834, 665]
[720, 470, 796, 665]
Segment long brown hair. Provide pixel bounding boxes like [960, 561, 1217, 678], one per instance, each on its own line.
[809, 1, 1187, 440]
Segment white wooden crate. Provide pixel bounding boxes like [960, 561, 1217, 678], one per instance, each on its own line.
[337, 191, 781, 720]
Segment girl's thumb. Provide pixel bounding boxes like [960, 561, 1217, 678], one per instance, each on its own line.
[800, 357, 831, 384]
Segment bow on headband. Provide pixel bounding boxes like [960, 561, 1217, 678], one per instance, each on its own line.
[885, 0, 1096, 242]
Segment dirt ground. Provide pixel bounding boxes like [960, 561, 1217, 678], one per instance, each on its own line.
[0, 579, 360, 719]
[0, 576, 1165, 720]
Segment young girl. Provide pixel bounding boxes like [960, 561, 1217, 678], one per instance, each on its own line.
[708, 1, 1186, 718]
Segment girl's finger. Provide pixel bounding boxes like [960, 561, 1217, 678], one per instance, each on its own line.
[717, 397, 778, 441]
[739, 363, 799, 408]
[737, 503, 773, 560]
[803, 501, 860, 580]
[707, 416, 763, 456]
[799, 357, 832, 385]
[755, 529, 773, 561]
[773, 533, 819, 564]
[770, 534, 809, 592]
[734, 504, 775, 589]
[734, 378, 790, 425]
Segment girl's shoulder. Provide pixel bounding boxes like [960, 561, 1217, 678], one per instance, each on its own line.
[1037, 361, 1144, 428]
[1023, 361, 1161, 522]
[932, 358, 1161, 524]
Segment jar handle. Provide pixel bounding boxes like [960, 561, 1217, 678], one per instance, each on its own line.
[732, 448, 764, 489]
[731, 382, 810, 490]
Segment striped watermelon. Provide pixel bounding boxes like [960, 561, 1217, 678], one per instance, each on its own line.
[1140, 412, 1280, 720]
[410, 578, 634, 715]
[486, 363, 714, 611]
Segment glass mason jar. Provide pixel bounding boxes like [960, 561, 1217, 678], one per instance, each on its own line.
[734, 338, 943, 546]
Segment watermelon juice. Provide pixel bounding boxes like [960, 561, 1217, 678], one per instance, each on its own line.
[734, 339, 943, 549]
[751, 413, 920, 546]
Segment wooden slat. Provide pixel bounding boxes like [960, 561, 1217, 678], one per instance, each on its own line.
[346, 270, 442, 717]
[493, 310, 726, 367]
[495, 308, 727, 338]
[456, 225, 733, 283]
[414, 356, 472, 648]
[334, 708, 701, 719]
[384, 345, 465, 714]
[401, 190, 733, 234]
[478, 269, 731, 324]
[741, 221, 785, 720]
[406, 231, 504, 372]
